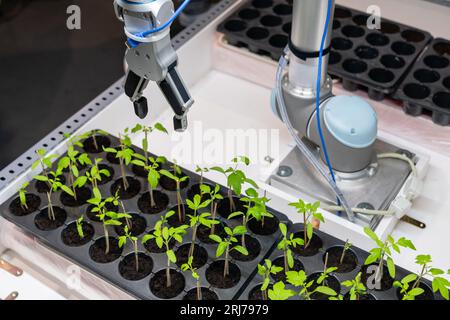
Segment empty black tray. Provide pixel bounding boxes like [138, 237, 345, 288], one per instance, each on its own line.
[394, 38, 450, 126]
[218, 1, 433, 101]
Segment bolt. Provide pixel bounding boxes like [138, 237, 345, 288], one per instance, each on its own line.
[277, 165, 293, 177]
[396, 149, 414, 159]
[264, 155, 274, 164]
[357, 202, 374, 210]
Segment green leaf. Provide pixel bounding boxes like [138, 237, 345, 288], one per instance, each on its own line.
[228, 211, 243, 219]
[409, 288, 425, 297]
[118, 236, 127, 248]
[154, 122, 168, 133]
[233, 225, 247, 235]
[216, 242, 228, 257]
[233, 245, 248, 256]
[279, 223, 287, 237]
[364, 227, 383, 247]
[314, 286, 337, 296]
[364, 251, 380, 265]
[268, 282, 296, 301]
[34, 175, 48, 182]
[167, 250, 177, 263]
[60, 185, 74, 196]
[387, 256, 396, 278]
[209, 235, 222, 243]
[287, 250, 294, 269]
[397, 237, 416, 250]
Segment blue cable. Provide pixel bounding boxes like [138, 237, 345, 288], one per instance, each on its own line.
[315, 0, 336, 183]
[127, 0, 192, 48]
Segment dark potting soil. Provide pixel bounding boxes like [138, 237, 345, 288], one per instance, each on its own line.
[143, 232, 176, 253]
[110, 176, 141, 199]
[159, 170, 190, 191]
[83, 135, 111, 154]
[61, 221, 94, 246]
[344, 292, 376, 300]
[118, 253, 153, 281]
[307, 272, 341, 300]
[150, 269, 185, 299]
[183, 287, 219, 301]
[90, 164, 114, 185]
[196, 222, 227, 244]
[60, 186, 92, 207]
[35, 175, 66, 193]
[132, 164, 148, 178]
[230, 235, 261, 262]
[396, 281, 435, 300]
[175, 243, 208, 268]
[34, 207, 67, 231]
[167, 204, 194, 227]
[137, 191, 169, 214]
[114, 213, 147, 236]
[217, 196, 246, 219]
[186, 183, 214, 200]
[86, 200, 118, 222]
[89, 237, 123, 263]
[9, 193, 41, 216]
[271, 256, 305, 282]
[291, 231, 323, 257]
[360, 263, 394, 291]
[248, 215, 279, 236]
[206, 260, 241, 289]
[248, 283, 273, 300]
[325, 246, 358, 273]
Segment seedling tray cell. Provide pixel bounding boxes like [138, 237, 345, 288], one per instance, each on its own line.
[0, 133, 290, 300]
[218, 2, 432, 101]
[394, 38, 450, 126]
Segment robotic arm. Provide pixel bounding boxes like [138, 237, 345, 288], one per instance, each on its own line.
[114, 0, 194, 131]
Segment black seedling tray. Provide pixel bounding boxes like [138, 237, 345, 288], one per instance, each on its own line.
[217, 0, 292, 60]
[329, 5, 432, 101]
[241, 224, 445, 300]
[394, 38, 450, 126]
[218, 1, 432, 101]
[0, 133, 290, 300]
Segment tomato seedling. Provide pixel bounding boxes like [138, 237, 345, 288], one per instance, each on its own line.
[257, 259, 283, 300]
[142, 211, 188, 287]
[118, 225, 140, 271]
[132, 154, 166, 207]
[87, 190, 130, 254]
[34, 168, 74, 220]
[211, 156, 257, 212]
[131, 123, 167, 163]
[160, 166, 189, 223]
[200, 184, 223, 235]
[229, 187, 272, 247]
[104, 129, 134, 190]
[17, 182, 29, 210]
[394, 254, 450, 300]
[342, 272, 368, 300]
[209, 225, 248, 278]
[364, 227, 416, 282]
[181, 256, 203, 300]
[289, 199, 324, 250]
[277, 222, 304, 273]
[186, 194, 218, 257]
